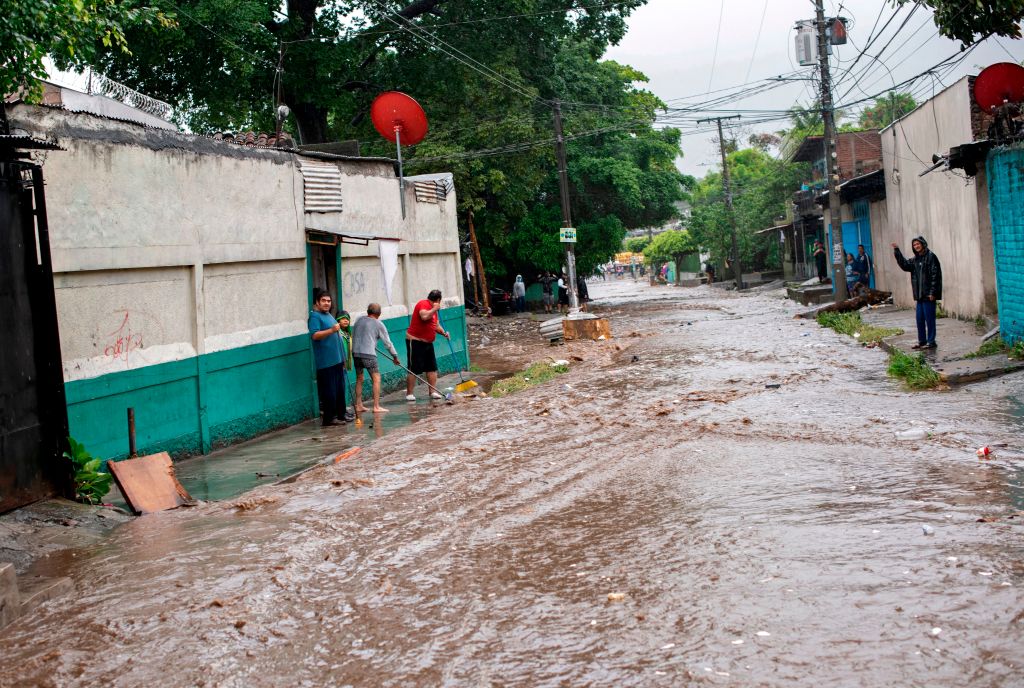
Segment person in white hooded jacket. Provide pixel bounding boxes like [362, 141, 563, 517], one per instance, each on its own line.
[512, 274, 527, 313]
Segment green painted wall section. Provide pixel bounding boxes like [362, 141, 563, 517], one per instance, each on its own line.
[65, 334, 316, 462]
[64, 305, 469, 461]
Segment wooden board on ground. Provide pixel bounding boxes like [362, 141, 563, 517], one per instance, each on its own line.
[563, 318, 612, 341]
[108, 452, 193, 515]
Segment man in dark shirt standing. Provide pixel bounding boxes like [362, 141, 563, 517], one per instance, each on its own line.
[538, 271, 557, 314]
[892, 236, 942, 349]
[308, 291, 351, 425]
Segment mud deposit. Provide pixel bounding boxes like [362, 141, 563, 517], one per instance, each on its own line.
[2, 281, 1024, 687]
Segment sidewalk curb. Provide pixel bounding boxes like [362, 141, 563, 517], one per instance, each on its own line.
[879, 338, 1024, 385]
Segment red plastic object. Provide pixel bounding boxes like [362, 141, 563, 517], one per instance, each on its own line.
[370, 91, 429, 145]
[973, 62, 1024, 111]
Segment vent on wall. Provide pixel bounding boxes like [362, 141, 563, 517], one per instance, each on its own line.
[413, 180, 448, 203]
[298, 158, 344, 212]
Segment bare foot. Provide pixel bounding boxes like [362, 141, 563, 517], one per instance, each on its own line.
[372, 407, 390, 414]
[354, 406, 367, 414]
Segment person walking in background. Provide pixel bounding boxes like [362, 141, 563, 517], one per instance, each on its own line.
[538, 271, 557, 314]
[892, 236, 942, 349]
[576, 275, 590, 312]
[405, 289, 451, 400]
[704, 261, 716, 285]
[308, 291, 353, 426]
[853, 244, 872, 288]
[512, 274, 526, 313]
[352, 303, 401, 414]
[813, 240, 828, 283]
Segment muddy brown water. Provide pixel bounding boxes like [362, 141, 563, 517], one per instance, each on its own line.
[3, 281, 1024, 687]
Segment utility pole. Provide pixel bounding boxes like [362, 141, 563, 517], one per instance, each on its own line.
[815, 0, 847, 302]
[698, 114, 743, 290]
[467, 210, 490, 315]
[552, 100, 579, 312]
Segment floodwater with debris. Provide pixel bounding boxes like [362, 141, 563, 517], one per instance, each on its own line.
[3, 280, 1024, 687]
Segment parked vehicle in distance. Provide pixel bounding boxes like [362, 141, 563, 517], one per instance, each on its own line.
[463, 282, 515, 315]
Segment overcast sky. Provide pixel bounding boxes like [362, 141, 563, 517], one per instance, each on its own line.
[604, 0, 1024, 177]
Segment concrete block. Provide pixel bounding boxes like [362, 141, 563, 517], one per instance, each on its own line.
[0, 562, 19, 628]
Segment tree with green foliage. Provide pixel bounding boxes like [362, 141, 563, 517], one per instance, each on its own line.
[93, 0, 647, 142]
[0, 0, 173, 101]
[643, 229, 696, 285]
[89, 0, 685, 286]
[623, 236, 651, 254]
[912, 0, 1024, 44]
[688, 148, 808, 272]
[858, 92, 917, 130]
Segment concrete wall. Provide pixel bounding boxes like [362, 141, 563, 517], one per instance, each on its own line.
[987, 147, 1024, 344]
[9, 104, 466, 459]
[873, 77, 997, 318]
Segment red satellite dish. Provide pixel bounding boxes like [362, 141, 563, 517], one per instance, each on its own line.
[370, 91, 429, 145]
[973, 62, 1024, 111]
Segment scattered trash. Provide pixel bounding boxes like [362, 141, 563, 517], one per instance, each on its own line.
[551, 359, 570, 367]
[731, 639, 744, 645]
[255, 472, 279, 478]
[234, 620, 246, 630]
[930, 627, 942, 636]
[765, 383, 781, 389]
[330, 477, 375, 489]
[895, 428, 929, 441]
[231, 495, 281, 511]
[631, 355, 640, 363]
[756, 631, 771, 637]
[922, 524, 935, 536]
[976, 446, 992, 459]
[661, 643, 676, 650]
[853, 332, 861, 339]
[597, 335, 606, 340]
[607, 592, 626, 602]
[333, 447, 362, 464]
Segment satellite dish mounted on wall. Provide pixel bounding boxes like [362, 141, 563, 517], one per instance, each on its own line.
[973, 62, 1024, 111]
[370, 91, 429, 219]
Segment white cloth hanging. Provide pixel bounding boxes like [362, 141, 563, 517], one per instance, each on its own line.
[378, 239, 400, 306]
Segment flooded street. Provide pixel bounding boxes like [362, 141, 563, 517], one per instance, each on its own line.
[3, 280, 1024, 687]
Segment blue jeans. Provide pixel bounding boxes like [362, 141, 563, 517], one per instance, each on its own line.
[915, 300, 937, 345]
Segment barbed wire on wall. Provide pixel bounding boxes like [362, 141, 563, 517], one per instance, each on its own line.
[87, 71, 174, 120]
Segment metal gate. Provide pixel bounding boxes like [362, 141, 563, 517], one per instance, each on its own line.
[0, 153, 70, 513]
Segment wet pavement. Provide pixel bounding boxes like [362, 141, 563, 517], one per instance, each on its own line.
[2, 280, 1024, 687]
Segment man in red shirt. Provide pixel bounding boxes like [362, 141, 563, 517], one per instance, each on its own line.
[405, 289, 451, 400]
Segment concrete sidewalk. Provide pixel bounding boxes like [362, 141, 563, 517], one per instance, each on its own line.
[861, 305, 1024, 384]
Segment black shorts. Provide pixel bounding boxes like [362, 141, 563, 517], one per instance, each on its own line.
[353, 354, 378, 373]
[406, 338, 437, 375]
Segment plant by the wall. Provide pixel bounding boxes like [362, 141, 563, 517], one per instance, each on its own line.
[63, 437, 112, 505]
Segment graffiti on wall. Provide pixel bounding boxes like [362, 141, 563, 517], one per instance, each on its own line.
[104, 310, 144, 362]
[345, 270, 367, 296]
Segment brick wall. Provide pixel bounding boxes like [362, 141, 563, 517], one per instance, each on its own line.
[986, 147, 1024, 344]
[837, 130, 882, 180]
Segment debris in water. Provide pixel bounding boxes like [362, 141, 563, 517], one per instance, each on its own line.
[765, 383, 781, 389]
[209, 599, 225, 608]
[976, 446, 992, 459]
[930, 627, 942, 636]
[631, 355, 640, 363]
[661, 643, 676, 650]
[756, 631, 771, 637]
[231, 495, 281, 511]
[731, 639, 744, 645]
[895, 428, 928, 441]
[922, 524, 935, 536]
[255, 472, 279, 478]
[607, 592, 626, 602]
[234, 620, 247, 630]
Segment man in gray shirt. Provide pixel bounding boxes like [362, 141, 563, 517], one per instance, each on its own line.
[351, 303, 401, 414]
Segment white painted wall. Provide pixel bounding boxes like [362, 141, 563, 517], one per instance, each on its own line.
[303, 168, 462, 321]
[10, 104, 465, 382]
[874, 77, 996, 317]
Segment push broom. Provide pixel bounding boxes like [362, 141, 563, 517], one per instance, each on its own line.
[441, 315, 477, 392]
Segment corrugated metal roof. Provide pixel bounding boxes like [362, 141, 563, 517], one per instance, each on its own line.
[298, 158, 344, 213]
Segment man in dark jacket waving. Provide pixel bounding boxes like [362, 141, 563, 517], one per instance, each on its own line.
[891, 236, 942, 349]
